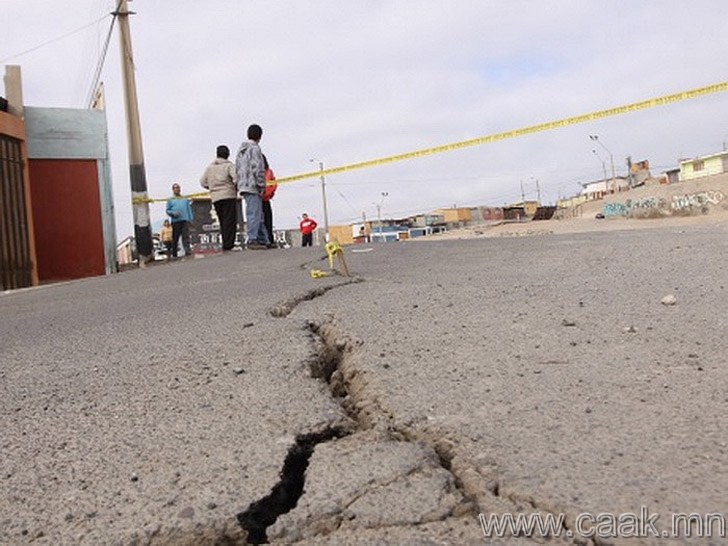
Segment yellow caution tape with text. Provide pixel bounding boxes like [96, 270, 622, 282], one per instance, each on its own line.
[134, 80, 728, 204]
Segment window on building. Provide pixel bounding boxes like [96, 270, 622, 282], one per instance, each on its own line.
[693, 160, 705, 171]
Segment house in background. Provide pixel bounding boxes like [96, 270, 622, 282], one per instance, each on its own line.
[434, 207, 471, 227]
[478, 207, 504, 222]
[369, 224, 410, 242]
[328, 224, 356, 245]
[679, 150, 728, 181]
[411, 213, 445, 228]
[663, 168, 681, 185]
[581, 176, 630, 201]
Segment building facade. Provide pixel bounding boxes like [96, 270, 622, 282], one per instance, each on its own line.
[1, 65, 116, 288]
[680, 151, 728, 181]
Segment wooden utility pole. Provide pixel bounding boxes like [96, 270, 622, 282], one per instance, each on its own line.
[115, 0, 153, 263]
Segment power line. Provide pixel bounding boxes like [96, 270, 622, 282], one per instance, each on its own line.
[0, 14, 111, 63]
[85, 13, 118, 107]
[327, 181, 361, 216]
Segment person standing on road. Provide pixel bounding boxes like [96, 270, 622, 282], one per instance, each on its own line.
[160, 219, 173, 259]
[166, 182, 193, 257]
[236, 124, 268, 250]
[200, 145, 238, 251]
[299, 213, 317, 247]
[262, 154, 278, 248]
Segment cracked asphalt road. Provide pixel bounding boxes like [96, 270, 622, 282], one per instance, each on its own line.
[2, 223, 727, 545]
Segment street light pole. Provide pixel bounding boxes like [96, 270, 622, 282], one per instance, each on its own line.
[376, 192, 388, 242]
[590, 135, 615, 193]
[309, 159, 329, 243]
[592, 149, 608, 194]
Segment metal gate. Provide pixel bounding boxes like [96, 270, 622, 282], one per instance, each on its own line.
[0, 134, 33, 290]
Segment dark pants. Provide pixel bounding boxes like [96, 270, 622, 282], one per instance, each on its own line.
[262, 200, 273, 246]
[302, 233, 313, 247]
[214, 198, 238, 250]
[163, 241, 173, 257]
[171, 221, 191, 257]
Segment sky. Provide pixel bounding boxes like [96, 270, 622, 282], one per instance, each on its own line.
[2, 1, 728, 239]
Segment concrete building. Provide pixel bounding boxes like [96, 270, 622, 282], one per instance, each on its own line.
[411, 213, 445, 228]
[475, 207, 504, 222]
[663, 168, 681, 185]
[581, 176, 630, 200]
[370, 225, 409, 243]
[328, 224, 356, 246]
[1, 65, 116, 289]
[434, 207, 471, 224]
[581, 179, 608, 201]
[679, 150, 728, 181]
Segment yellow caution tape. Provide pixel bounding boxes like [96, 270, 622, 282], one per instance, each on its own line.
[310, 269, 327, 278]
[132, 192, 209, 205]
[134, 81, 728, 204]
[274, 81, 728, 184]
[132, 189, 275, 205]
[325, 240, 343, 269]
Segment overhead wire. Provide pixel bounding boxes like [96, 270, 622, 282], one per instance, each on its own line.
[85, 12, 118, 107]
[0, 14, 111, 63]
[327, 181, 362, 217]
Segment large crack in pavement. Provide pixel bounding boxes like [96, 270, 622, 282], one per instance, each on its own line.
[305, 317, 596, 545]
[253, 317, 476, 542]
[269, 278, 364, 318]
[236, 427, 351, 544]
[239, 284, 593, 544]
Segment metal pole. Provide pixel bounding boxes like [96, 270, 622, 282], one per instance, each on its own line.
[520, 180, 526, 204]
[608, 153, 615, 193]
[377, 203, 382, 241]
[318, 161, 329, 243]
[376, 192, 388, 241]
[310, 159, 330, 244]
[593, 149, 607, 194]
[116, 0, 153, 264]
[590, 135, 616, 193]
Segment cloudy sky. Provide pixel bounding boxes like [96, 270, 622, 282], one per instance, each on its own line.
[3, 1, 728, 238]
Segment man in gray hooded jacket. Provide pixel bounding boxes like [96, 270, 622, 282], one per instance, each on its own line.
[235, 124, 269, 249]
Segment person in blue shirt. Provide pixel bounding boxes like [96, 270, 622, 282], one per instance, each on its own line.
[165, 182, 193, 257]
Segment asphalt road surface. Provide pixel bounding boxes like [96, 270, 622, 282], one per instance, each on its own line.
[2, 223, 727, 545]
